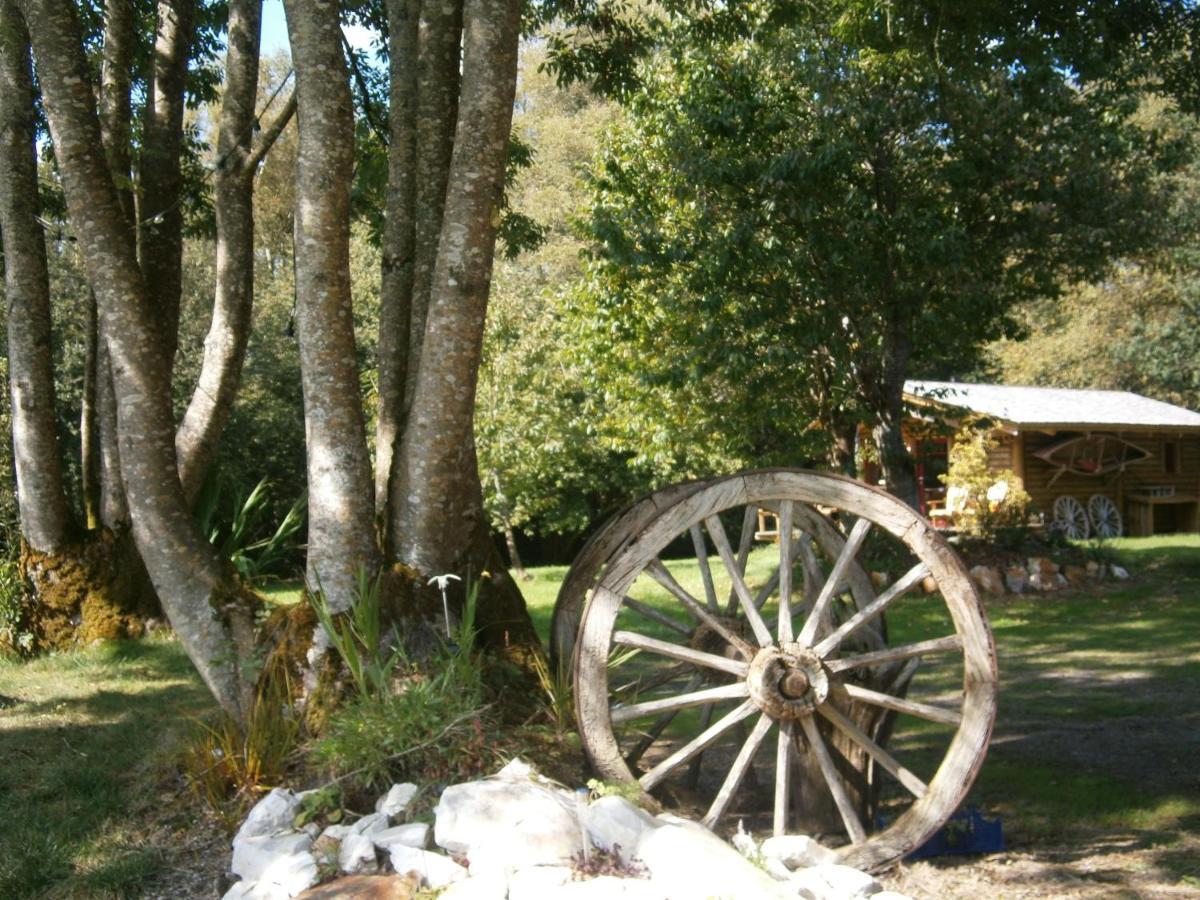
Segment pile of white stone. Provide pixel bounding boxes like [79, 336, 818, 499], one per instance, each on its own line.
[965, 557, 1128, 596]
[223, 759, 911, 900]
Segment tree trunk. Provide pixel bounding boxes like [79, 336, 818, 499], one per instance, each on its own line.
[177, 0, 295, 502]
[20, 0, 255, 721]
[284, 0, 380, 611]
[137, 0, 193, 374]
[373, 0, 419, 516]
[403, 1, 462, 411]
[0, 0, 72, 552]
[866, 313, 918, 510]
[99, 0, 134, 228]
[390, 0, 537, 650]
[80, 293, 100, 529]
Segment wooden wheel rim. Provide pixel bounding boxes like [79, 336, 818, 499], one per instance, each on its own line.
[1087, 494, 1122, 538]
[1053, 495, 1090, 540]
[574, 470, 998, 872]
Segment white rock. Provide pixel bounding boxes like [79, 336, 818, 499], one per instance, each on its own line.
[373, 822, 430, 851]
[350, 812, 389, 836]
[582, 796, 659, 865]
[505, 865, 572, 900]
[635, 815, 793, 900]
[320, 824, 351, 842]
[495, 758, 535, 781]
[553, 875, 668, 898]
[760, 834, 838, 870]
[1111, 564, 1130, 579]
[337, 832, 378, 874]
[1004, 567, 1028, 594]
[376, 783, 419, 818]
[438, 876, 509, 900]
[789, 863, 881, 900]
[234, 789, 300, 844]
[434, 776, 582, 871]
[388, 844, 468, 888]
[221, 880, 295, 900]
[231, 833, 313, 882]
[764, 856, 791, 881]
[731, 821, 758, 858]
[259, 852, 318, 897]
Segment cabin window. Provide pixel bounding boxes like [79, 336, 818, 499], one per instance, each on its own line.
[1163, 441, 1180, 475]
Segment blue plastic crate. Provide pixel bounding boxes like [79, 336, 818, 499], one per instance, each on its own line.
[907, 807, 1005, 860]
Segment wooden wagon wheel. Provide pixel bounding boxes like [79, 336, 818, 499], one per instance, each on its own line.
[1052, 495, 1090, 540]
[550, 480, 708, 670]
[1087, 495, 1122, 538]
[573, 470, 998, 872]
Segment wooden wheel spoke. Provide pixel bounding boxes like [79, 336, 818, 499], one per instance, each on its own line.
[613, 630, 749, 677]
[624, 674, 701, 767]
[817, 702, 928, 799]
[690, 524, 720, 612]
[611, 662, 691, 699]
[778, 501, 794, 642]
[798, 714, 867, 844]
[646, 560, 755, 659]
[705, 515, 773, 647]
[825, 635, 963, 674]
[813, 561, 930, 657]
[798, 518, 873, 645]
[622, 595, 692, 637]
[611, 681, 750, 724]
[722, 506, 759, 615]
[701, 712, 773, 828]
[640, 700, 758, 791]
[841, 683, 963, 726]
[773, 718, 794, 836]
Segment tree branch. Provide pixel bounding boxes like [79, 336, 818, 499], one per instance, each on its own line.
[245, 90, 296, 173]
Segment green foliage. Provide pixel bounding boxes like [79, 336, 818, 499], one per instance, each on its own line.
[195, 475, 307, 583]
[941, 425, 1032, 540]
[0, 546, 30, 656]
[568, 0, 1186, 473]
[586, 777, 643, 805]
[308, 569, 402, 701]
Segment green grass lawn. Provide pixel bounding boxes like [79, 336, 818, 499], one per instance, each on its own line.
[1, 535, 1197, 896]
[0, 638, 216, 898]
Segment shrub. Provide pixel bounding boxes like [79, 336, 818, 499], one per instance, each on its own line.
[941, 424, 1032, 541]
[0, 545, 31, 656]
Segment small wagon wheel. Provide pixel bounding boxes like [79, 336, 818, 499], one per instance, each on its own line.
[573, 470, 998, 872]
[1052, 495, 1090, 540]
[1086, 495, 1122, 538]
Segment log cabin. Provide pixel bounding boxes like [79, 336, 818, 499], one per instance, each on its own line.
[901, 381, 1200, 537]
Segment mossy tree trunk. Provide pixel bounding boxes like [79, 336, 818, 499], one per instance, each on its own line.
[18, 0, 257, 720]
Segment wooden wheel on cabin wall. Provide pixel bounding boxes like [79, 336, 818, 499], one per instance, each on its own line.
[1052, 495, 1090, 540]
[560, 470, 998, 873]
[1087, 495, 1122, 538]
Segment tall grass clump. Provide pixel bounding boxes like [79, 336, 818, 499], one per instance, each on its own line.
[310, 575, 495, 790]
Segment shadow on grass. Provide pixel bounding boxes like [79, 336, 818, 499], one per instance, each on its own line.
[0, 639, 214, 899]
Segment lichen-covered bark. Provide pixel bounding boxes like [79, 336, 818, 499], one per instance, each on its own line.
[374, 0, 419, 516]
[390, 0, 536, 649]
[99, 0, 134, 227]
[19, 0, 254, 721]
[177, 0, 292, 501]
[138, 0, 193, 372]
[404, 1, 462, 409]
[284, 0, 380, 610]
[80, 293, 101, 528]
[0, 0, 72, 554]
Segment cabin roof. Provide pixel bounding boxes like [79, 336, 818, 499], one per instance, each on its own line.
[903, 381, 1200, 432]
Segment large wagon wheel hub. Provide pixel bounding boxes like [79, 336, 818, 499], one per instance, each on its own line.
[747, 643, 829, 718]
[555, 470, 998, 873]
